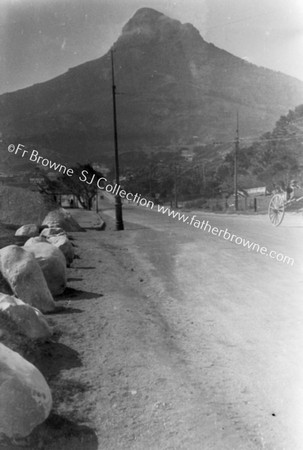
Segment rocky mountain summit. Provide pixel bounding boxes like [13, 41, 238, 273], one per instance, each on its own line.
[1, 7, 303, 164]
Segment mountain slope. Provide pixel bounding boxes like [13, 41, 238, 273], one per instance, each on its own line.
[1, 7, 303, 164]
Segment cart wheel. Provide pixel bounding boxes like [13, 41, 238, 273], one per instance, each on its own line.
[268, 194, 285, 226]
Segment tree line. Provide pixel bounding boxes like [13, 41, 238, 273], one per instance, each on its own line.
[38, 105, 303, 209]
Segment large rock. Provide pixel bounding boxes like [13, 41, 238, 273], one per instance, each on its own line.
[42, 208, 82, 232]
[40, 227, 67, 238]
[0, 270, 13, 295]
[15, 224, 39, 238]
[24, 242, 67, 296]
[0, 343, 52, 438]
[0, 245, 55, 313]
[25, 236, 48, 246]
[0, 294, 53, 340]
[47, 235, 75, 267]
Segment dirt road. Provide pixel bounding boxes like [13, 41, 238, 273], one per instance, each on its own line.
[27, 204, 303, 449]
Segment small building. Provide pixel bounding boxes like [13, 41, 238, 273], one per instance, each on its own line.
[181, 149, 194, 162]
[92, 163, 110, 176]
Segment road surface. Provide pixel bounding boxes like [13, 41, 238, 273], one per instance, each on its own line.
[97, 200, 303, 449]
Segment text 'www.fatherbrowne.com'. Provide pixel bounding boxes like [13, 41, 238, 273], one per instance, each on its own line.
[157, 205, 295, 266]
[6, 143, 294, 266]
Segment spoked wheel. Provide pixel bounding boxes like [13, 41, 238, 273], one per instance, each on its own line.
[268, 193, 285, 226]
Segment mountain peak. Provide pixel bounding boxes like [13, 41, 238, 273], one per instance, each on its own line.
[121, 7, 183, 40]
[1, 8, 303, 164]
[131, 7, 165, 21]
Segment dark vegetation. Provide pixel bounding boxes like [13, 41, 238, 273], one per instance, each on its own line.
[38, 164, 104, 210]
[118, 105, 303, 205]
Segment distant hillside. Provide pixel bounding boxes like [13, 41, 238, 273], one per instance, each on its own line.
[1, 7, 303, 166]
[0, 185, 55, 226]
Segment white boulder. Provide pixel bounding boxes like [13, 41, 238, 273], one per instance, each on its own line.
[0, 245, 55, 313]
[0, 294, 53, 340]
[15, 224, 39, 238]
[47, 235, 75, 267]
[24, 242, 67, 296]
[40, 227, 66, 238]
[0, 343, 52, 439]
[42, 208, 82, 232]
[25, 236, 48, 246]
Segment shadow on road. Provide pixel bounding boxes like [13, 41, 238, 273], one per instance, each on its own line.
[28, 341, 82, 378]
[1, 414, 99, 450]
[50, 305, 84, 315]
[56, 287, 102, 301]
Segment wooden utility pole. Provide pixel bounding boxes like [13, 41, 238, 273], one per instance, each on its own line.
[234, 112, 239, 211]
[174, 171, 178, 209]
[95, 190, 98, 213]
[173, 159, 179, 209]
[111, 49, 124, 230]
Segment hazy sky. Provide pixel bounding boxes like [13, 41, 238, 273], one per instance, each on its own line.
[1, 0, 303, 94]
